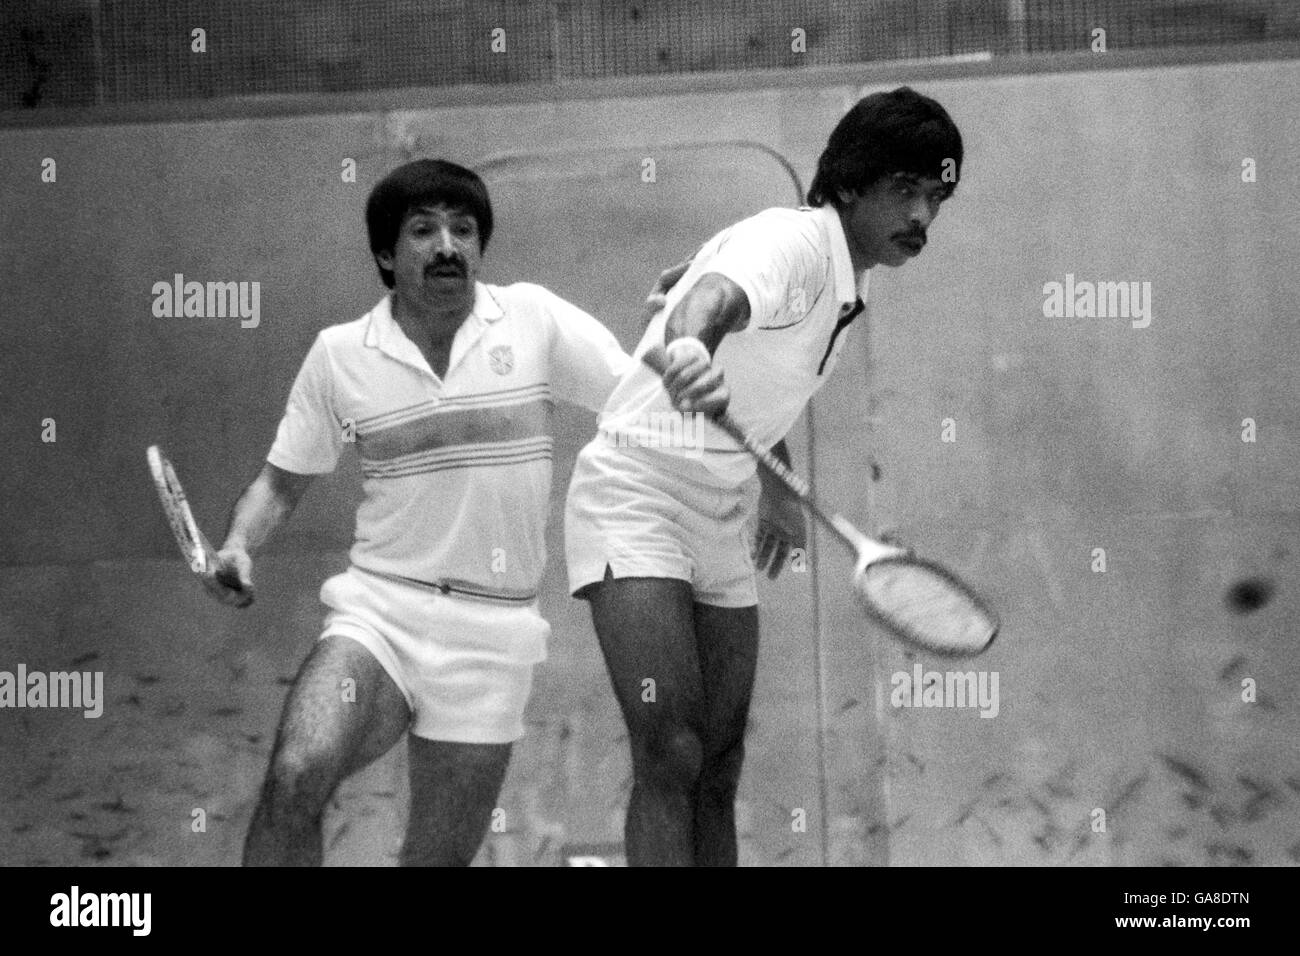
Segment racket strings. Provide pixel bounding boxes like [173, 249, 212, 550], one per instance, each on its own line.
[856, 559, 997, 655]
[156, 458, 207, 573]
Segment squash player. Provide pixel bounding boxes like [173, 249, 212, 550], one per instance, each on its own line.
[565, 88, 964, 865]
[204, 159, 679, 866]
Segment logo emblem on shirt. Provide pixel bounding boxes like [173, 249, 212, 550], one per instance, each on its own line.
[488, 345, 515, 375]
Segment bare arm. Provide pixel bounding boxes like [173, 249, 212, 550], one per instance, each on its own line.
[754, 436, 806, 581]
[663, 272, 750, 354]
[641, 259, 693, 329]
[206, 462, 314, 607]
[222, 462, 314, 552]
[660, 273, 750, 416]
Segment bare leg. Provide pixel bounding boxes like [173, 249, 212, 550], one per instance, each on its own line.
[401, 738, 513, 866]
[692, 601, 759, 866]
[243, 635, 410, 866]
[586, 573, 706, 866]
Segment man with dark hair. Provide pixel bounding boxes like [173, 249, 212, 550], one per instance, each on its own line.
[564, 87, 962, 866]
[205, 158, 673, 865]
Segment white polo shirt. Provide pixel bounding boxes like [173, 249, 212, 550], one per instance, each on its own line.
[268, 282, 630, 599]
[599, 204, 871, 485]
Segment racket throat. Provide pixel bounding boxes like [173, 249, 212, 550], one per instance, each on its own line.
[826, 512, 902, 567]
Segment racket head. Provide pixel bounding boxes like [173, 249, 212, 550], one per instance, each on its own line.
[853, 554, 999, 657]
[146, 445, 215, 575]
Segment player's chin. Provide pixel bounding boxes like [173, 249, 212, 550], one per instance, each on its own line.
[885, 246, 919, 266]
[424, 273, 470, 296]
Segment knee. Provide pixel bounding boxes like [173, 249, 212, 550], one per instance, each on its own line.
[633, 725, 705, 793]
[259, 750, 338, 823]
[700, 738, 746, 800]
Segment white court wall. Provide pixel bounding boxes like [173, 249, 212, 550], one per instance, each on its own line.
[1, 56, 1296, 865]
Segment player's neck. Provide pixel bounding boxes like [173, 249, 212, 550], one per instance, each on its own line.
[836, 210, 877, 272]
[390, 288, 473, 345]
[843, 248, 876, 279]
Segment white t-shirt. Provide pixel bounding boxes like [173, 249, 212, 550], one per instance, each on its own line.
[268, 282, 630, 598]
[599, 204, 871, 485]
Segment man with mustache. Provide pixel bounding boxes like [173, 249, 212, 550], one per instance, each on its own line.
[564, 88, 963, 865]
[205, 159, 677, 865]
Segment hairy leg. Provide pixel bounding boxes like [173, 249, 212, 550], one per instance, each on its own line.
[587, 572, 706, 866]
[401, 738, 513, 866]
[692, 602, 759, 866]
[243, 635, 410, 866]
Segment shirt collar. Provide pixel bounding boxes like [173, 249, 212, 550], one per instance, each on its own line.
[364, 283, 504, 373]
[807, 204, 871, 309]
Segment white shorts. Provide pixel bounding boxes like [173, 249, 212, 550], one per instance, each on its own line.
[564, 438, 759, 608]
[319, 566, 550, 744]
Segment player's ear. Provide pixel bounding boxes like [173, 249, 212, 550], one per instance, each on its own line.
[374, 249, 395, 271]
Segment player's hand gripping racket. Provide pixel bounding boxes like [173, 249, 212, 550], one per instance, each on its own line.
[642, 345, 998, 657]
[146, 445, 246, 597]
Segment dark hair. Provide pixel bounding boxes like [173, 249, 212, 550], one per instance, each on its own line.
[365, 159, 494, 288]
[807, 87, 963, 207]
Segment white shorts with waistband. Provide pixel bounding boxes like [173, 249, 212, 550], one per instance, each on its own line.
[319, 566, 550, 744]
[565, 438, 760, 608]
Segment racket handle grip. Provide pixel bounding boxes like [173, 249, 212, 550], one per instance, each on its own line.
[640, 344, 811, 501]
[204, 540, 248, 593]
[214, 564, 246, 593]
[639, 343, 672, 377]
[640, 345, 904, 564]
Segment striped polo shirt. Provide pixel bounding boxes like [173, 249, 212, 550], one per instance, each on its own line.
[268, 282, 630, 599]
[600, 204, 871, 486]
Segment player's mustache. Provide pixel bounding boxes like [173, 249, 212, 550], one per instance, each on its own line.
[425, 256, 465, 275]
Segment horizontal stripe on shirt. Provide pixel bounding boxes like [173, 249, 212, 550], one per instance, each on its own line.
[358, 391, 552, 461]
[355, 382, 551, 433]
[362, 436, 553, 479]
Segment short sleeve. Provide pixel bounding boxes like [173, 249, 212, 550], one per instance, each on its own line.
[539, 286, 633, 413]
[266, 333, 344, 474]
[705, 213, 823, 329]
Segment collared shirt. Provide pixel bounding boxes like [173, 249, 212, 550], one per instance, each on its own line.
[268, 282, 630, 598]
[598, 204, 871, 485]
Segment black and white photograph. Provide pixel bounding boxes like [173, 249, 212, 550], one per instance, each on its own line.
[0, 0, 1294, 920]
